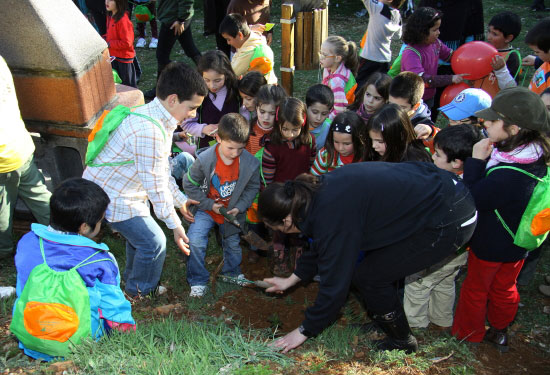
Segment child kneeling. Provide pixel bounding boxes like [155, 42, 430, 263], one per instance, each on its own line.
[184, 113, 260, 297]
[10, 178, 135, 361]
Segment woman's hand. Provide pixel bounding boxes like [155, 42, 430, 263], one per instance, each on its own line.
[264, 274, 301, 294]
[269, 328, 308, 353]
[472, 138, 493, 160]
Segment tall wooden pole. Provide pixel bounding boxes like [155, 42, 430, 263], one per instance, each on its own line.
[281, 3, 294, 96]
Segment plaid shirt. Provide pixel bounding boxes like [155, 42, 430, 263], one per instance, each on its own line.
[83, 99, 187, 229]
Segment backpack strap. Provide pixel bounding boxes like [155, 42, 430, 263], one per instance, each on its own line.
[403, 46, 422, 62]
[503, 49, 522, 80]
[38, 237, 113, 270]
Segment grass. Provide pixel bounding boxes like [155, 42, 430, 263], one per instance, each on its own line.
[2, 0, 550, 374]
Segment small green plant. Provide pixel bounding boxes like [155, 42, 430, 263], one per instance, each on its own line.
[267, 313, 283, 329]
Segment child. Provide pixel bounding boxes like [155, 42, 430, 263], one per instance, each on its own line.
[439, 88, 492, 127]
[238, 71, 267, 123]
[105, 0, 136, 87]
[526, 18, 550, 95]
[10, 178, 135, 360]
[306, 84, 334, 150]
[219, 13, 277, 84]
[311, 110, 366, 175]
[348, 72, 392, 125]
[356, 0, 403, 89]
[401, 7, 465, 109]
[366, 103, 432, 163]
[320, 36, 359, 119]
[180, 50, 240, 151]
[452, 87, 550, 351]
[262, 98, 316, 275]
[472, 12, 522, 97]
[134, 0, 158, 48]
[404, 124, 483, 330]
[184, 113, 260, 297]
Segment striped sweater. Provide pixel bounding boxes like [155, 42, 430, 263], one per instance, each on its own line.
[310, 148, 356, 176]
[322, 63, 352, 120]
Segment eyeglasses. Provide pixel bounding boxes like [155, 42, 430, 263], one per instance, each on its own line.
[318, 52, 335, 60]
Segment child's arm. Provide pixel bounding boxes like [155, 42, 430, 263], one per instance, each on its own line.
[491, 56, 517, 89]
[231, 46, 255, 78]
[325, 72, 348, 119]
[96, 266, 135, 332]
[309, 136, 317, 167]
[183, 157, 216, 212]
[261, 146, 277, 187]
[180, 115, 218, 138]
[106, 16, 134, 52]
[311, 148, 329, 176]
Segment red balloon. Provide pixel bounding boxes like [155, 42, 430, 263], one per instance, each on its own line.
[440, 83, 471, 108]
[451, 41, 498, 80]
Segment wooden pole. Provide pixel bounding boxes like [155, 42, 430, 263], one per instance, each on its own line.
[312, 9, 322, 67]
[303, 11, 313, 70]
[295, 11, 304, 71]
[322, 7, 328, 42]
[281, 3, 294, 96]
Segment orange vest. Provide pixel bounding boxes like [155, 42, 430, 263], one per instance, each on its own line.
[471, 50, 521, 98]
[529, 61, 550, 96]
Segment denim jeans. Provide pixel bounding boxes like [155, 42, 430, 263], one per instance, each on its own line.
[170, 152, 195, 180]
[187, 210, 242, 286]
[109, 215, 167, 296]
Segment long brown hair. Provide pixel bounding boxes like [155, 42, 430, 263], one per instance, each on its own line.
[269, 97, 310, 147]
[498, 122, 550, 165]
[108, 0, 128, 22]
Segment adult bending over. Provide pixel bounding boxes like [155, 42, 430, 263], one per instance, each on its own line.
[259, 162, 477, 353]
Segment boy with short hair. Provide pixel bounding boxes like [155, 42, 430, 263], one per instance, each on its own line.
[474, 12, 522, 97]
[525, 18, 550, 95]
[404, 124, 482, 330]
[219, 13, 277, 84]
[11, 178, 135, 360]
[306, 84, 334, 150]
[184, 113, 260, 297]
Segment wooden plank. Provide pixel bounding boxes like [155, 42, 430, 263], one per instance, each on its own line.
[312, 9, 322, 67]
[281, 3, 294, 96]
[295, 12, 304, 71]
[303, 11, 313, 70]
[322, 7, 328, 42]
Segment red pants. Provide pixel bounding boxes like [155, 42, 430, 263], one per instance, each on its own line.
[451, 251, 524, 342]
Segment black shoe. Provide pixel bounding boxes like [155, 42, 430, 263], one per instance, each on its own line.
[372, 309, 419, 354]
[350, 321, 383, 334]
[484, 327, 509, 352]
[144, 88, 156, 99]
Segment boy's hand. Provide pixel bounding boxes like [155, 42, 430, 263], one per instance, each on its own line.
[212, 203, 223, 214]
[202, 124, 218, 136]
[264, 274, 301, 294]
[180, 199, 199, 223]
[170, 21, 185, 36]
[472, 138, 493, 160]
[225, 208, 239, 217]
[173, 225, 190, 255]
[491, 55, 506, 71]
[414, 124, 432, 140]
[452, 74, 468, 84]
[522, 55, 536, 67]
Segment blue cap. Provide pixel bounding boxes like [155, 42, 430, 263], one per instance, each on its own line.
[439, 88, 492, 121]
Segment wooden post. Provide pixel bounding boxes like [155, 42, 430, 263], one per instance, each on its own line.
[303, 11, 313, 70]
[295, 11, 304, 71]
[322, 7, 329, 42]
[281, 3, 294, 96]
[312, 9, 322, 67]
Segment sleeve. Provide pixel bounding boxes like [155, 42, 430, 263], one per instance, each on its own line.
[494, 65, 517, 90]
[402, 45, 453, 88]
[327, 76, 348, 119]
[169, 174, 187, 208]
[309, 137, 317, 167]
[231, 48, 254, 78]
[261, 146, 277, 186]
[107, 16, 134, 52]
[177, 0, 194, 22]
[233, 159, 260, 214]
[311, 149, 329, 176]
[132, 125, 181, 229]
[463, 158, 514, 211]
[181, 115, 207, 137]
[535, 57, 544, 71]
[183, 157, 215, 212]
[95, 278, 135, 328]
[438, 41, 453, 62]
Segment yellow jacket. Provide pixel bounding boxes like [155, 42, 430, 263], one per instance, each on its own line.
[231, 31, 277, 85]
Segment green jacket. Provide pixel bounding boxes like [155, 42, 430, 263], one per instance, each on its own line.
[156, 0, 194, 25]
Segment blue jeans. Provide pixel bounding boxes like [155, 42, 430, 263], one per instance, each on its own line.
[170, 152, 195, 180]
[109, 215, 167, 296]
[187, 210, 242, 286]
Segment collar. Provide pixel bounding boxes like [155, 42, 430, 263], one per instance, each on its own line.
[31, 223, 109, 251]
[152, 97, 180, 130]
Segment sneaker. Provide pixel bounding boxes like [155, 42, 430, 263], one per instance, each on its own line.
[236, 274, 247, 286]
[355, 8, 367, 17]
[484, 327, 509, 352]
[135, 38, 146, 48]
[149, 38, 158, 49]
[189, 285, 207, 297]
[156, 285, 167, 296]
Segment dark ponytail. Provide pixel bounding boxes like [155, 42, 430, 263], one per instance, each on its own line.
[258, 174, 319, 227]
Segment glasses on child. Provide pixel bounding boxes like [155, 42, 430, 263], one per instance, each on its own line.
[318, 52, 335, 60]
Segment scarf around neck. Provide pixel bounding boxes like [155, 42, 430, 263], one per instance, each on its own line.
[486, 142, 543, 169]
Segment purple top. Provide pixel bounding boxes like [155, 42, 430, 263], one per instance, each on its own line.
[181, 86, 229, 136]
[401, 39, 452, 100]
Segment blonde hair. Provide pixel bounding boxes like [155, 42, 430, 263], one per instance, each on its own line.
[323, 35, 359, 75]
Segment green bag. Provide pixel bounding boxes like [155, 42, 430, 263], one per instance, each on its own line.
[388, 46, 422, 78]
[112, 69, 122, 84]
[134, 4, 154, 23]
[10, 238, 112, 357]
[85, 105, 166, 167]
[487, 166, 550, 251]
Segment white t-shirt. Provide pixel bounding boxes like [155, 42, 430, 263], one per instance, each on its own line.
[360, 0, 402, 63]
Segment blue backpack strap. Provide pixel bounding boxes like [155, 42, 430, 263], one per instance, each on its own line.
[38, 237, 112, 270]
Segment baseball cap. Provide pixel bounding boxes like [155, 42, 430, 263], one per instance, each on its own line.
[475, 87, 550, 132]
[439, 88, 492, 121]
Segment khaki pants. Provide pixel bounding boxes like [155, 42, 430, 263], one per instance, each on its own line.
[404, 252, 468, 328]
[0, 156, 51, 256]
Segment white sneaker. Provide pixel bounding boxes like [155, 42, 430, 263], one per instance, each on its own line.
[156, 285, 167, 296]
[149, 37, 158, 49]
[236, 274, 247, 286]
[189, 285, 207, 297]
[135, 38, 146, 48]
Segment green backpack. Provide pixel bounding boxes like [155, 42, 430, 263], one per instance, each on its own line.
[388, 46, 422, 78]
[86, 105, 165, 167]
[486, 166, 550, 251]
[10, 238, 113, 357]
